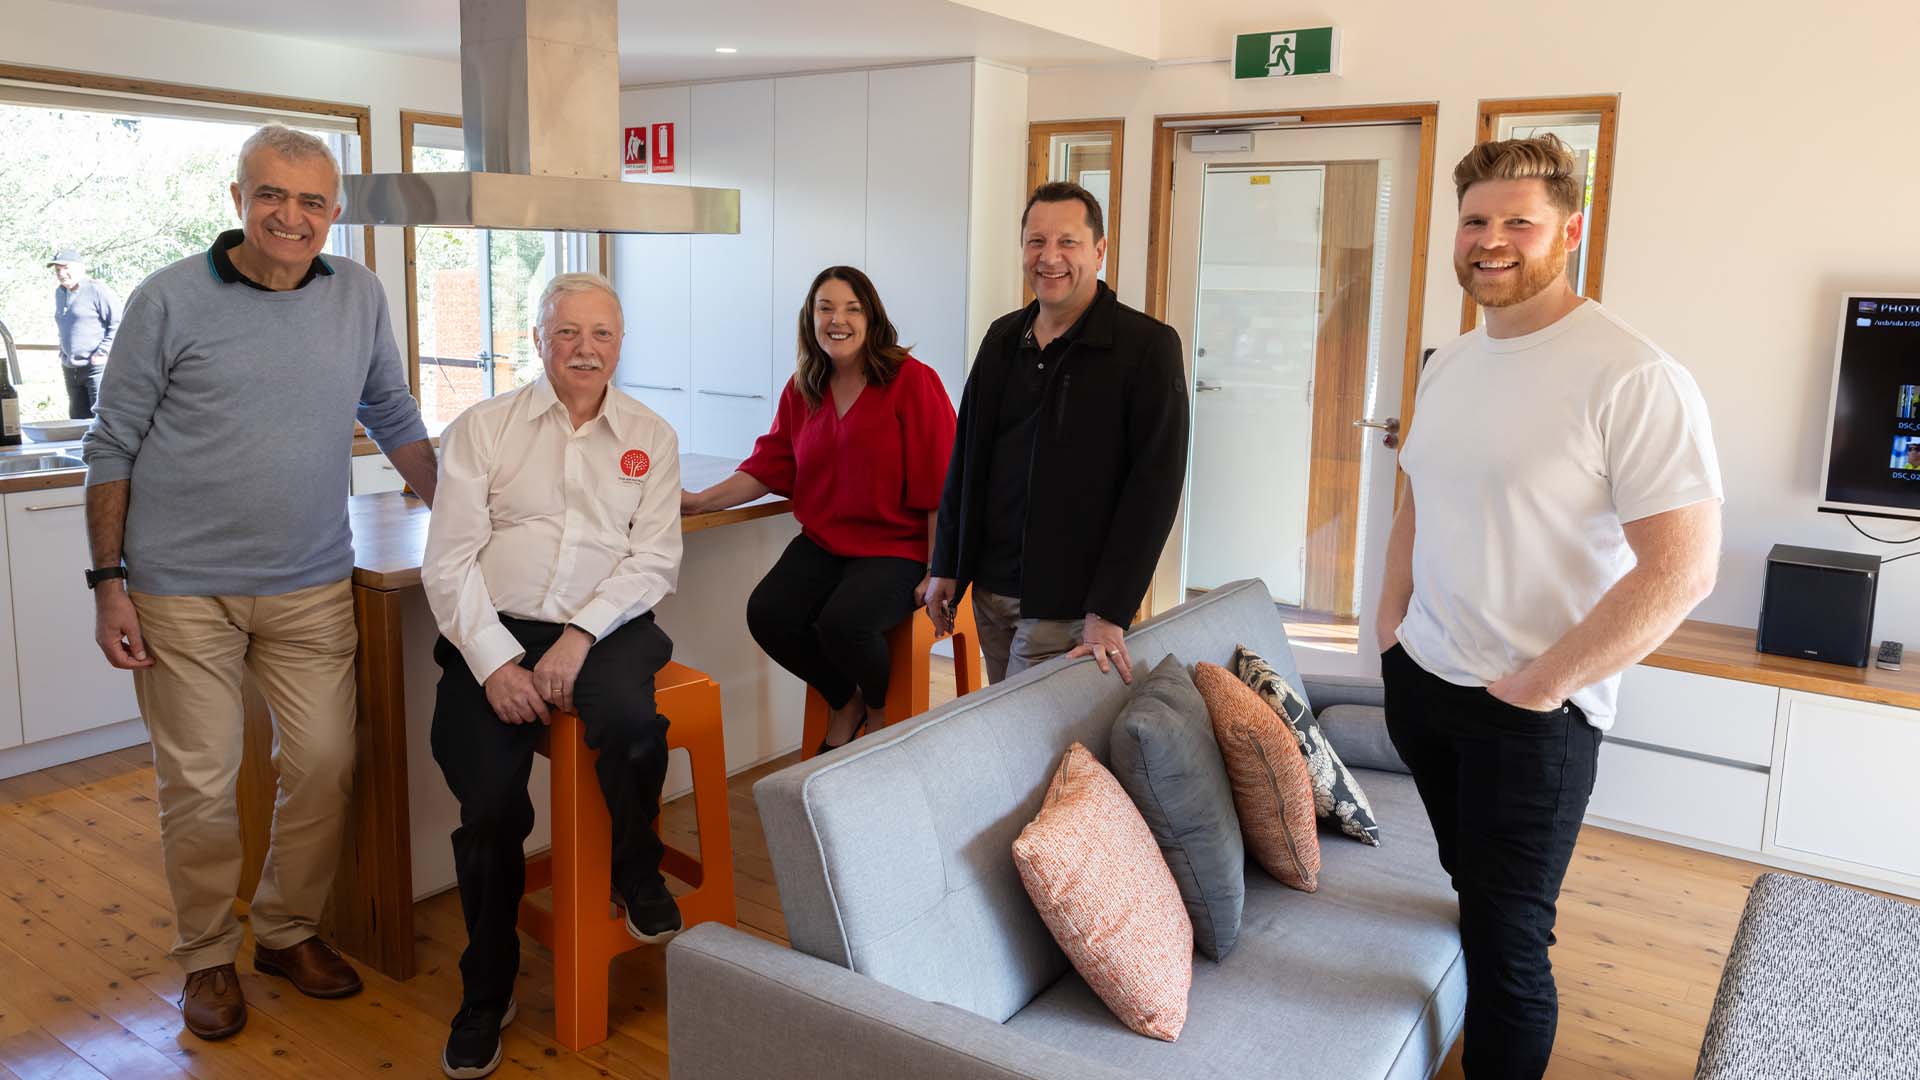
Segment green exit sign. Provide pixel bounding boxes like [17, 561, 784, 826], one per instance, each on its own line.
[1232, 27, 1340, 79]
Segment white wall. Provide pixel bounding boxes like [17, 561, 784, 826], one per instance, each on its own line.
[3, 0, 462, 343]
[948, 0, 1162, 60]
[1031, 0, 1920, 649]
[968, 61, 1032, 361]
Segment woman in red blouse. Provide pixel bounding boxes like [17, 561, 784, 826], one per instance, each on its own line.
[682, 267, 957, 753]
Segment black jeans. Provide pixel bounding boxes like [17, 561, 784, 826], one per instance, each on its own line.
[429, 613, 673, 1010]
[62, 363, 100, 418]
[1381, 644, 1601, 1080]
[746, 533, 925, 710]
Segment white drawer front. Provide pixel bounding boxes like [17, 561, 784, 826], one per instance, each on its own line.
[1772, 692, 1920, 881]
[351, 454, 405, 495]
[1588, 741, 1768, 851]
[1612, 665, 1779, 767]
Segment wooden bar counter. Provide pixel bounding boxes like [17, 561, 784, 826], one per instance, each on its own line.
[240, 454, 794, 980]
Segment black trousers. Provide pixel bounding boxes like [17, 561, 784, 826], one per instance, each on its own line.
[62, 363, 100, 418]
[1381, 644, 1601, 1080]
[429, 613, 673, 1009]
[746, 533, 925, 710]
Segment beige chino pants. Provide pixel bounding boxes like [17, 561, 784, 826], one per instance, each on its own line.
[970, 588, 1084, 684]
[129, 579, 358, 974]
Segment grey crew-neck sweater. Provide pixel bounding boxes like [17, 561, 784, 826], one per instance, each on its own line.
[82, 249, 428, 597]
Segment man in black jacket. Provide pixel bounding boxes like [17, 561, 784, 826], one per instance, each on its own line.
[924, 182, 1188, 685]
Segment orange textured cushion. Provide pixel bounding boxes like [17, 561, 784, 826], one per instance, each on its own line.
[1012, 742, 1193, 1041]
[1193, 662, 1321, 892]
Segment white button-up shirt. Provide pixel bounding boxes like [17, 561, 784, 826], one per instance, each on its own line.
[422, 378, 682, 682]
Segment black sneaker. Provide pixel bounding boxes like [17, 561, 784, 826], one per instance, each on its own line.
[441, 997, 517, 1079]
[621, 880, 683, 944]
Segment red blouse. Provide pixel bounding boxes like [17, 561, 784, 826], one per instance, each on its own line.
[738, 356, 958, 562]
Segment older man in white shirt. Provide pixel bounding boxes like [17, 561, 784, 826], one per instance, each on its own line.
[420, 272, 682, 1080]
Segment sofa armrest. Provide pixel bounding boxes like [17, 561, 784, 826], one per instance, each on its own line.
[1302, 673, 1385, 711]
[668, 924, 1139, 1080]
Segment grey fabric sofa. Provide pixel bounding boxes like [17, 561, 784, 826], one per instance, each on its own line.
[666, 579, 1465, 1079]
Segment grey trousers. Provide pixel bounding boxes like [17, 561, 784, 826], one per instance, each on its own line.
[971, 588, 1083, 684]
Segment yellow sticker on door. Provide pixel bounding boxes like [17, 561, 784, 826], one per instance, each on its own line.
[1250, 175, 1271, 185]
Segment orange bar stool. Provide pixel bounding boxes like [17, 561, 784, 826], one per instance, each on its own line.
[518, 661, 736, 1051]
[801, 588, 984, 759]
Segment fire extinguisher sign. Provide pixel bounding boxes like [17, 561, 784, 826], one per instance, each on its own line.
[651, 122, 675, 173]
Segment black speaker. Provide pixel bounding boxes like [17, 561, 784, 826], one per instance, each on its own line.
[1756, 544, 1881, 667]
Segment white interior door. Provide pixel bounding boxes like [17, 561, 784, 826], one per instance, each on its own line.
[1157, 122, 1422, 677]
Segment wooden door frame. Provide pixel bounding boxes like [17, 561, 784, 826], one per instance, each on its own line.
[1459, 94, 1620, 332]
[399, 109, 463, 398]
[1145, 102, 1439, 479]
[1028, 118, 1125, 293]
[0, 62, 378, 272]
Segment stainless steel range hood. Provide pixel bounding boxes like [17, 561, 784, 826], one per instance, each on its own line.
[340, 0, 738, 235]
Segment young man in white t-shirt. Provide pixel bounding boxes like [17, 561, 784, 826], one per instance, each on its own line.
[1378, 135, 1723, 1079]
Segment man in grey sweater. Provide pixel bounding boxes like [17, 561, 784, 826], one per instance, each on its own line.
[81, 125, 438, 1041]
[49, 249, 122, 418]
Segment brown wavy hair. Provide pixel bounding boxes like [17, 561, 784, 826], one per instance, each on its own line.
[1452, 134, 1584, 217]
[793, 266, 912, 410]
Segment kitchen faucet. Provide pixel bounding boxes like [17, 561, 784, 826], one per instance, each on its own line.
[0, 317, 19, 385]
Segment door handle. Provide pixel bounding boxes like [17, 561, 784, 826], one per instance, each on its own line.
[1195, 379, 1224, 393]
[630, 383, 686, 392]
[1353, 416, 1401, 448]
[22, 501, 84, 512]
[698, 389, 767, 400]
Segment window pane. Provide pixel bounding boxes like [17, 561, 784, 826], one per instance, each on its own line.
[1498, 113, 1602, 293]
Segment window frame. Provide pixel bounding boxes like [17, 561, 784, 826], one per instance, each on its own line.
[1027, 118, 1126, 293]
[1459, 94, 1620, 333]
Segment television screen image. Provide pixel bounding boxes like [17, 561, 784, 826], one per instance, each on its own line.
[1819, 294, 1920, 520]
[1896, 436, 1920, 471]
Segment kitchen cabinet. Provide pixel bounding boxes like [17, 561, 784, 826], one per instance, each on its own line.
[772, 70, 869, 369]
[613, 85, 694, 438]
[866, 62, 974, 399]
[690, 77, 776, 451]
[0, 498, 20, 750]
[1770, 691, 1920, 884]
[3, 488, 140, 744]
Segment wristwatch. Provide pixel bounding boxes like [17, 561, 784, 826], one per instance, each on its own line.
[84, 566, 128, 590]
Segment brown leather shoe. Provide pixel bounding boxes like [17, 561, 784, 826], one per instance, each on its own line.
[254, 937, 364, 999]
[180, 963, 247, 1040]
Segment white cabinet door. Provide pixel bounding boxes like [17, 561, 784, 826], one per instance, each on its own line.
[1612, 664, 1779, 767]
[3, 489, 141, 743]
[773, 70, 868, 394]
[690, 78, 776, 453]
[350, 454, 406, 495]
[867, 62, 973, 404]
[1771, 691, 1920, 881]
[614, 85, 695, 442]
[0, 498, 20, 750]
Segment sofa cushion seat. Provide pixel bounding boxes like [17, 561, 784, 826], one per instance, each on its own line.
[1002, 770, 1464, 1079]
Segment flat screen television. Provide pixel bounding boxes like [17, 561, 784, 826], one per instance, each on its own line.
[1817, 292, 1920, 523]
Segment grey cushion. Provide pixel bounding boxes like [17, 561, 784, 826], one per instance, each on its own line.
[1696, 872, 1920, 1079]
[1005, 770, 1464, 1079]
[1109, 654, 1246, 961]
[1317, 704, 1409, 776]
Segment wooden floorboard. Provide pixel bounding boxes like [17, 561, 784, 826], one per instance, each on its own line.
[0, 656, 1876, 1078]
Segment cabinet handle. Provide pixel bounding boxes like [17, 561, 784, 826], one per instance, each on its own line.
[630, 383, 686, 392]
[698, 389, 768, 400]
[22, 501, 84, 512]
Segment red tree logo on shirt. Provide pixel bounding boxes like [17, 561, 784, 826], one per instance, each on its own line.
[621, 449, 651, 478]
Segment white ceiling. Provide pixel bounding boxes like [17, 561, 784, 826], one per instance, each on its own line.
[60, 0, 1140, 83]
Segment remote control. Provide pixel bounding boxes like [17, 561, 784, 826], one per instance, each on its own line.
[1876, 640, 1903, 671]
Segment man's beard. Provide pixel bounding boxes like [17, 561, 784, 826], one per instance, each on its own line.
[1455, 233, 1569, 308]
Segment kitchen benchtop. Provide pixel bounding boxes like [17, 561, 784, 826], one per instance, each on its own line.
[349, 452, 788, 590]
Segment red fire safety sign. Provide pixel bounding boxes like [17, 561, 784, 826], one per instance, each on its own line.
[651, 122, 675, 173]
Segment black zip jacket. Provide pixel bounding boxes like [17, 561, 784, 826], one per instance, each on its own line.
[930, 283, 1189, 625]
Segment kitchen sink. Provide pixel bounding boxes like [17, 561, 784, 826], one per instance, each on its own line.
[0, 452, 85, 476]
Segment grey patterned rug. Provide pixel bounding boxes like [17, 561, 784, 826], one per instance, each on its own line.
[1695, 872, 1920, 1079]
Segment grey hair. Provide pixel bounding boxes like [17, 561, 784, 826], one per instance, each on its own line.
[236, 124, 341, 201]
[536, 272, 624, 330]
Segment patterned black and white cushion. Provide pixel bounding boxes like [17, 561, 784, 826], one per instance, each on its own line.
[1232, 645, 1380, 846]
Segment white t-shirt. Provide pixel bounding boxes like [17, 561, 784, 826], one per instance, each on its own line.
[1394, 301, 1722, 730]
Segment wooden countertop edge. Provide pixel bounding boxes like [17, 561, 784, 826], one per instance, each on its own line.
[1643, 620, 1920, 712]
[350, 498, 794, 590]
[0, 471, 85, 496]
